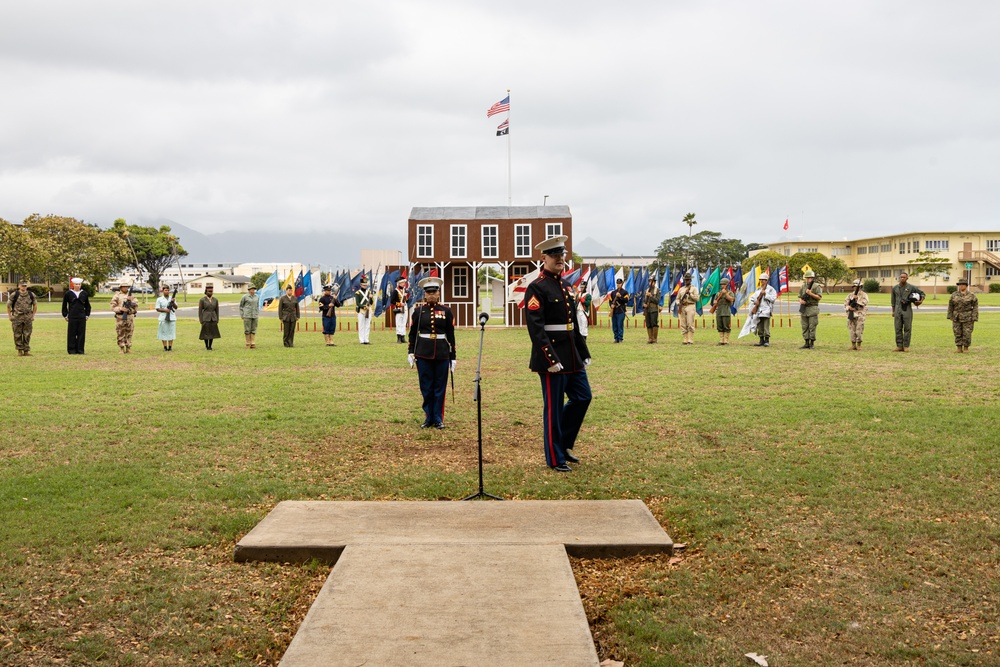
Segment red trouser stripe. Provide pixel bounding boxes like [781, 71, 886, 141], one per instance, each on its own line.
[544, 373, 557, 466]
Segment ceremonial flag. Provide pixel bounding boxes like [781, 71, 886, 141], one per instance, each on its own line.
[623, 268, 635, 302]
[508, 268, 540, 307]
[734, 265, 759, 311]
[496, 119, 509, 136]
[307, 270, 321, 304]
[257, 270, 280, 308]
[596, 267, 608, 297]
[688, 266, 702, 315]
[783, 217, 789, 231]
[730, 265, 744, 314]
[294, 271, 305, 300]
[698, 266, 721, 310]
[487, 95, 510, 118]
[768, 266, 781, 295]
[373, 269, 393, 317]
[778, 264, 790, 294]
[587, 270, 601, 304]
[408, 269, 425, 306]
[578, 266, 591, 288]
[562, 267, 582, 287]
[658, 266, 671, 306]
[280, 269, 295, 291]
[669, 269, 684, 316]
[602, 266, 616, 299]
[634, 268, 649, 315]
[337, 271, 354, 302]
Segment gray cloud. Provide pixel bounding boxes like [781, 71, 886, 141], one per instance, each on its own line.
[1, 0, 997, 254]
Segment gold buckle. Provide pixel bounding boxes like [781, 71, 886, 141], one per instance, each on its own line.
[429, 334, 437, 339]
[566, 323, 574, 330]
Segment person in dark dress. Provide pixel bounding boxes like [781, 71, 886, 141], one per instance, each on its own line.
[198, 285, 221, 350]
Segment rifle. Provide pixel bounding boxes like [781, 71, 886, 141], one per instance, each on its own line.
[750, 284, 766, 316]
[119, 283, 138, 320]
[165, 284, 179, 322]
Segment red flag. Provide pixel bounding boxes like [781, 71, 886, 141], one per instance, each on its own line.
[783, 218, 789, 231]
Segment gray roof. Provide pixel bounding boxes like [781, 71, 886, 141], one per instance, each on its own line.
[409, 206, 571, 221]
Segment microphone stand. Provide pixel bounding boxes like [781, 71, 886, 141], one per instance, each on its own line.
[462, 313, 503, 501]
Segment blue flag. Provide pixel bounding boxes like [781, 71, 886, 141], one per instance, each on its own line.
[658, 267, 671, 306]
[689, 266, 703, 315]
[257, 270, 281, 308]
[300, 270, 313, 302]
[409, 269, 425, 306]
[730, 265, 744, 314]
[374, 269, 397, 317]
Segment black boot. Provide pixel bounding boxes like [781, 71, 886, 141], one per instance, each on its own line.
[754, 336, 764, 347]
[764, 336, 770, 347]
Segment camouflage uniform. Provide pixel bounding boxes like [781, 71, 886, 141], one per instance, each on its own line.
[8, 288, 37, 354]
[843, 286, 868, 347]
[110, 291, 139, 351]
[947, 289, 978, 350]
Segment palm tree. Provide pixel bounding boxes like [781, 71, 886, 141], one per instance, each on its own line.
[683, 212, 697, 237]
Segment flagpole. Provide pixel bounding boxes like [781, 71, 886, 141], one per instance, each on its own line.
[506, 88, 511, 206]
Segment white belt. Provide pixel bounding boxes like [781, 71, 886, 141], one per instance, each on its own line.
[418, 333, 441, 339]
[543, 323, 574, 332]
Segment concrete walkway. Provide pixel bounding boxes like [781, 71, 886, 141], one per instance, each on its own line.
[236, 500, 672, 667]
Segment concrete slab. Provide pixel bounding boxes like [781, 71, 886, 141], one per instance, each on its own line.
[235, 499, 672, 564]
[279, 544, 599, 667]
[236, 500, 672, 666]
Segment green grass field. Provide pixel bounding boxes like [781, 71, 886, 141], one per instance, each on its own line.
[1, 313, 997, 665]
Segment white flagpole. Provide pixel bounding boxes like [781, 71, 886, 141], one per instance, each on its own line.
[506, 88, 511, 206]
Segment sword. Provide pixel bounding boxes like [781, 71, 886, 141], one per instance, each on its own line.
[450, 366, 455, 402]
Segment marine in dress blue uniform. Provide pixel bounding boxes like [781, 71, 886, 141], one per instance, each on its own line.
[524, 236, 592, 472]
[407, 277, 456, 429]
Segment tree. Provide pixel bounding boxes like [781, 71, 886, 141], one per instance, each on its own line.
[682, 212, 697, 237]
[907, 251, 952, 299]
[22, 214, 129, 286]
[0, 219, 47, 282]
[654, 231, 749, 272]
[250, 271, 273, 290]
[112, 219, 187, 292]
[786, 252, 852, 289]
[741, 250, 789, 274]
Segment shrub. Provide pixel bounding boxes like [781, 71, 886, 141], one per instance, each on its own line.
[862, 279, 881, 294]
[946, 285, 957, 294]
[990, 283, 1000, 293]
[28, 285, 49, 298]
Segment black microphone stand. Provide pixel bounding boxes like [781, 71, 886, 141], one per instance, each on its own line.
[462, 312, 503, 501]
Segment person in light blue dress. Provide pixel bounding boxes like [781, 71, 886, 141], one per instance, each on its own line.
[155, 284, 177, 351]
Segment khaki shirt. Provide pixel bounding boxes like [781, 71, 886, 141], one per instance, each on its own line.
[110, 292, 138, 318]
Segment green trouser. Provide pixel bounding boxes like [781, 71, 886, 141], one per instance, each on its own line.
[243, 317, 258, 335]
[952, 320, 974, 348]
[801, 313, 818, 341]
[894, 308, 913, 347]
[11, 319, 32, 351]
[716, 315, 731, 333]
[755, 317, 771, 338]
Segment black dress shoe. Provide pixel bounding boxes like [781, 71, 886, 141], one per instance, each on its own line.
[564, 453, 579, 464]
[434, 422, 445, 429]
[552, 464, 572, 472]
[420, 421, 432, 429]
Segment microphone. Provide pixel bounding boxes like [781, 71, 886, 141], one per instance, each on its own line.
[478, 312, 490, 326]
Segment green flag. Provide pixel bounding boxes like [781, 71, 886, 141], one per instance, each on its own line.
[698, 266, 721, 309]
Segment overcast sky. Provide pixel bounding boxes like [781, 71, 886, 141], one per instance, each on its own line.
[1, 1, 997, 255]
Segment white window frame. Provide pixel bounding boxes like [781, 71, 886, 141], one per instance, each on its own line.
[925, 240, 949, 251]
[450, 224, 467, 259]
[481, 224, 498, 259]
[417, 225, 434, 259]
[515, 224, 532, 258]
[452, 266, 468, 299]
[987, 239, 1000, 253]
[545, 223, 562, 239]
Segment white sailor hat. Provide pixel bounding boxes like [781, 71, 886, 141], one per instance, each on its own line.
[70, 277, 83, 285]
[418, 276, 443, 291]
[535, 235, 568, 256]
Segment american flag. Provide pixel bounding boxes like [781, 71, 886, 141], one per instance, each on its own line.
[496, 119, 509, 136]
[487, 95, 509, 118]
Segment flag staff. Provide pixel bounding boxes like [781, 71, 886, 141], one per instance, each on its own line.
[506, 88, 511, 206]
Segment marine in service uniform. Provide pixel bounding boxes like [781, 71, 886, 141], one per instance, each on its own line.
[355, 275, 374, 344]
[524, 236, 592, 472]
[407, 277, 456, 429]
[278, 284, 300, 347]
[947, 278, 978, 353]
[643, 284, 661, 343]
[198, 285, 221, 351]
[843, 279, 868, 350]
[7, 279, 37, 357]
[798, 270, 823, 349]
[318, 284, 341, 346]
[62, 277, 91, 355]
[110, 281, 139, 353]
[155, 284, 177, 351]
[390, 278, 410, 344]
[710, 277, 735, 345]
[239, 284, 260, 349]
[890, 272, 924, 352]
[609, 278, 628, 343]
[676, 273, 699, 345]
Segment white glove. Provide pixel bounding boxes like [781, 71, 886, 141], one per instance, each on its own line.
[407, 354, 415, 368]
[450, 360, 457, 372]
[547, 363, 564, 373]
[584, 358, 591, 367]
